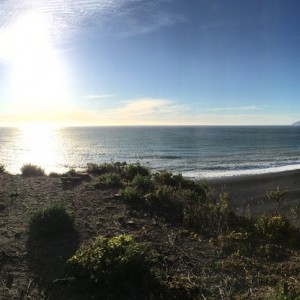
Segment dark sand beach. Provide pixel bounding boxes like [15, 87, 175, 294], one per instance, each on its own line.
[209, 169, 300, 216]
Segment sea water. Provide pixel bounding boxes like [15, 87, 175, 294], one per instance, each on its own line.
[1, 126, 300, 178]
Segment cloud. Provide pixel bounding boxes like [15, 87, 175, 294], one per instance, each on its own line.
[0, 98, 292, 126]
[100, 98, 189, 124]
[0, 0, 184, 48]
[85, 94, 116, 100]
[203, 105, 268, 112]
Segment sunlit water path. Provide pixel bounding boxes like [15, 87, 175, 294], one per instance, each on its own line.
[1, 126, 300, 178]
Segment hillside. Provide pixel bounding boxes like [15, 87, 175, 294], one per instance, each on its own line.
[1, 163, 300, 299]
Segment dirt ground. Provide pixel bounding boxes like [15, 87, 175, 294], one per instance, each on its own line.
[1, 173, 300, 299]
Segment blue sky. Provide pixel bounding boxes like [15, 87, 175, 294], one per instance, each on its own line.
[0, 0, 300, 125]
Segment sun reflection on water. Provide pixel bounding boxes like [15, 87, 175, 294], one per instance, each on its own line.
[15, 124, 63, 174]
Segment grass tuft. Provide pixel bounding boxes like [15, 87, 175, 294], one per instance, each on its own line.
[29, 202, 75, 239]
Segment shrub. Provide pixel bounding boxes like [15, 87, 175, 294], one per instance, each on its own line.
[267, 186, 285, 211]
[154, 171, 205, 195]
[0, 164, 5, 173]
[49, 172, 60, 177]
[94, 172, 121, 188]
[184, 192, 232, 235]
[124, 162, 150, 181]
[64, 168, 77, 176]
[29, 202, 75, 238]
[255, 214, 290, 244]
[21, 164, 45, 176]
[131, 174, 154, 191]
[121, 186, 142, 203]
[87, 163, 115, 175]
[66, 235, 157, 298]
[153, 170, 175, 186]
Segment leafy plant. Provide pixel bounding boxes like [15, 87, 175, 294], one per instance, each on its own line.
[267, 186, 285, 211]
[255, 214, 290, 243]
[67, 235, 157, 298]
[121, 186, 142, 203]
[29, 202, 75, 238]
[21, 164, 45, 176]
[94, 172, 121, 188]
[124, 162, 150, 181]
[131, 174, 154, 192]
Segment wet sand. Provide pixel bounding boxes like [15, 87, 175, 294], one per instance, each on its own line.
[208, 169, 300, 216]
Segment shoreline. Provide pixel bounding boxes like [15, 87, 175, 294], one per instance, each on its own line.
[208, 169, 300, 216]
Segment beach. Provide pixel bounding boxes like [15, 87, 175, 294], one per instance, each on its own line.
[209, 169, 300, 216]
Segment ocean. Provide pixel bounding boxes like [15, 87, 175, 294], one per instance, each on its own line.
[1, 126, 300, 178]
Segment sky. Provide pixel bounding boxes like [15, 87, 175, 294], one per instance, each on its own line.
[0, 0, 300, 126]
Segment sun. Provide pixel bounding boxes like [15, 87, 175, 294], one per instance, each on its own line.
[2, 11, 69, 116]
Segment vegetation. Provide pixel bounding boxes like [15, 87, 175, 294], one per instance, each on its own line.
[123, 162, 150, 180]
[86, 162, 127, 175]
[267, 186, 285, 211]
[63, 168, 78, 176]
[94, 172, 122, 188]
[21, 163, 45, 176]
[29, 202, 75, 238]
[49, 172, 60, 177]
[0, 164, 5, 173]
[67, 234, 158, 298]
[3, 162, 300, 298]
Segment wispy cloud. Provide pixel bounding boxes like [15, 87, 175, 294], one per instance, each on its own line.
[202, 105, 268, 112]
[85, 94, 116, 100]
[0, 0, 184, 47]
[103, 98, 189, 123]
[0, 98, 294, 126]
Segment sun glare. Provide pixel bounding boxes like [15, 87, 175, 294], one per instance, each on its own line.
[15, 124, 62, 174]
[3, 11, 68, 116]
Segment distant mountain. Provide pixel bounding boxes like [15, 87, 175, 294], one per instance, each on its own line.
[292, 121, 300, 126]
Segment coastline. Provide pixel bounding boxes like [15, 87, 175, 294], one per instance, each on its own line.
[208, 169, 300, 216]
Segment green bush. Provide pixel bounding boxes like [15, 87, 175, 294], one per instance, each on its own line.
[154, 171, 205, 195]
[124, 162, 150, 181]
[67, 235, 157, 298]
[21, 164, 45, 176]
[94, 172, 121, 188]
[153, 171, 189, 188]
[0, 164, 5, 173]
[87, 163, 114, 175]
[131, 174, 154, 191]
[29, 202, 75, 238]
[255, 214, 290, 243]
[183, 192, 232, 235]
[121, 186, 142, 203]
[267, 186, 285, 210]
